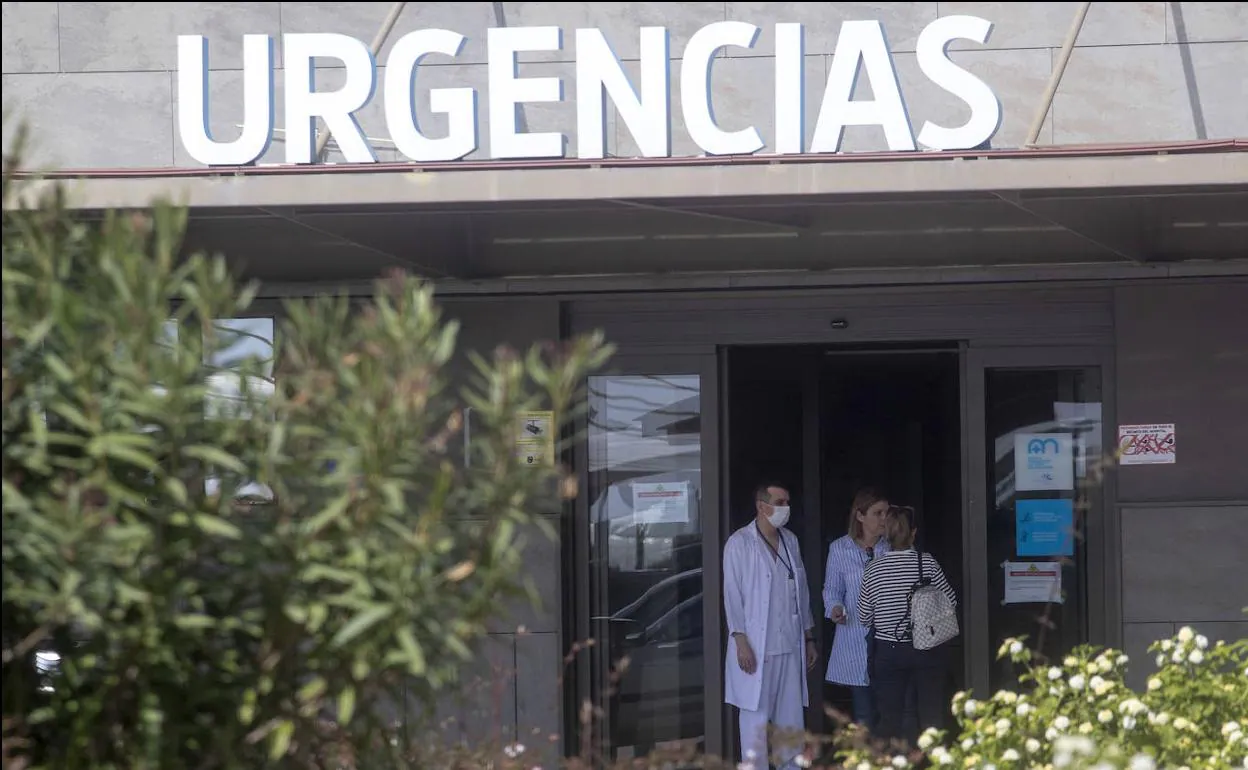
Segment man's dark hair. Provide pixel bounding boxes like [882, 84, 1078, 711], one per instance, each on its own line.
[754, 482, 788, 504]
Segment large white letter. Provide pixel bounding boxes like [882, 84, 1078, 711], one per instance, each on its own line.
[774, 23, 806, 154]
[576, 27, 671, 159]
[811, 20, 915, 153]
[487, 26, 565, 159]
[283, 33, 377, 164]
[915, 15, 1000, 150]
[681, 21, 764, 156]
[177, 35, 274, 166]
[385, 29, 478, 162]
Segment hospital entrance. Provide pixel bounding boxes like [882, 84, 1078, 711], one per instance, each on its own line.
[579, 337, 1105, 761]
[724, 344, 965, 741]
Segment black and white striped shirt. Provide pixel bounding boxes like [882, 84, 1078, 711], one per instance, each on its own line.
[858, 549, 958, 643]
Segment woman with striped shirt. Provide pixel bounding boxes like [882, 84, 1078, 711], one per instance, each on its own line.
[822, 487, 891, 728]
[859, 504, 957, 746]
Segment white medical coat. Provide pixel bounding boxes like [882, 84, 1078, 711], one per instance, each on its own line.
[723, 521, 815, 712]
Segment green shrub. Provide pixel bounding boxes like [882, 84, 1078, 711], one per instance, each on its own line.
[2, 126, 613, 768]
[833, 627, 1248, 770]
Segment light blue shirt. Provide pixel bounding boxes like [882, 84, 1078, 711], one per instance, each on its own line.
[823, 534, 890, 686]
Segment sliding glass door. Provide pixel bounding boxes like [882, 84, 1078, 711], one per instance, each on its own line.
[572, 353, 722, 759]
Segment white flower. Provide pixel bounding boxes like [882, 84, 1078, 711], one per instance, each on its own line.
[1099, 709, 1114, 724]
[1123, 715, 1137, 729]
[1078, 721, 1094, 734]
[1174, 716, 1192, 730]
[1055, 715, 1072, 730]
[1196, 634, 1209, 649]
[892, 756, 907, 768]
[1147, 677, 1162, 691]
[1161, 639, 1173, 652]
[1178, 626, 1194, 642]
[918, 729, 937, 750]
[1116, 653, 1130, 666]
[1189, 649, 1204, 664]
[1049, 666, 1063, 680]
[1064, 655, 1079, 667]
[1026, 738, 1041, 753]
[1156, 653, 1166, 667]
[1046, 727, 1059, 741]
[503, 743, 526, 758]
[964, 699, 980, 716]
[1171, 649, 1185, 663]
[1002, 749, 1020, 761]
[1090, 675, 1110, 695]
[1129, 754, 1156, 770]
[962, 737, 974, 750]
[1224, 721, 1243, 737]
[1069, 674, 1087, 690]
[1010, 640, 1024, 655]
[1120, 698, 1147, 715]
[995, 718, 1011, 734]
[856, 763, 872, 770]
[796, 755, 812, 769]
[1016, 703, 1033, 717]
[1154, 712, 1171, 726]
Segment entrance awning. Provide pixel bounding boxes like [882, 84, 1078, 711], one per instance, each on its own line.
[11, 140, 1248, 292]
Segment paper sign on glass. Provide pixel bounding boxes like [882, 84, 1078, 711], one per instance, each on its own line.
[1117, 423, 1176, 466]
[632, 481, 690, 525]
[1014, 433, 1074, 491]
[1003, 561, 1064, 605]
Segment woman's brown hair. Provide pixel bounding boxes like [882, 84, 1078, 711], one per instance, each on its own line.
[884, 504, 918, 550]
[847, 486, 888, 541]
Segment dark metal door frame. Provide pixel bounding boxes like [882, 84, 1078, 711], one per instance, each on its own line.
[964, 345, 1119, 696]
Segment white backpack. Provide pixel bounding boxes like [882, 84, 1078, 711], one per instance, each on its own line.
[906, 551, 960, 650]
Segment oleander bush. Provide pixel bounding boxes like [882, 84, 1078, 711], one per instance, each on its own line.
[2, 123, 612, 769]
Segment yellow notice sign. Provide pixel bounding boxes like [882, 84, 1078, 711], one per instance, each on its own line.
[516, 410, 555, 467]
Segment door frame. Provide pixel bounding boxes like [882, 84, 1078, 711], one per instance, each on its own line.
[569, 349, 724, 758]
[963, 344, 1119, 696]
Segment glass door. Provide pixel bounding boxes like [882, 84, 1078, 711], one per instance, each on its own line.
[965, 347, 1112, 695]
[573, 353, 722, 760]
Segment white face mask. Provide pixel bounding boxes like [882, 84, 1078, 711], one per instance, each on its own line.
[767, 505, 791, 529]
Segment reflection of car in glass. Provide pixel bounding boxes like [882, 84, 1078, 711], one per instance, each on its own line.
[599, 569, 705, 751]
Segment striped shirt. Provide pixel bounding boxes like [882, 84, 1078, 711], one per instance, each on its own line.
[823, 535, 890, 686]
[859, 549, 957, 643]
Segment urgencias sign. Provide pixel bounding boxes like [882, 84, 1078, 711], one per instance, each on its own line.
[178, 16, 1001, 166]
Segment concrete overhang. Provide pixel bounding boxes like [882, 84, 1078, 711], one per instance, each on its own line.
[8, 140, 1248, 293]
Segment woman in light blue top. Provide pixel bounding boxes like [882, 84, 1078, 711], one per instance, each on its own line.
[823, 487, 891, 728]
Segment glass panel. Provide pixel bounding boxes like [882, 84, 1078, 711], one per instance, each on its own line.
[984, 367, 1102, 691]
[204, 318, 276, 503]
[587, 374, 704, 757]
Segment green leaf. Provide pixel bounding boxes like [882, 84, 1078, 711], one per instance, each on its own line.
[183, 444, 246, 474]
[297, 676, 326, 704]
[268, 720, 294, 761]
[396, 626, 427, 675]
[337, 686, 357, 724]
[173, 614, 215, 631]
[331, 605, 393, 648]
[192, 513, 242, 540]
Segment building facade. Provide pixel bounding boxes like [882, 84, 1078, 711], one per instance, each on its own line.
[4, 1, 1247, 762]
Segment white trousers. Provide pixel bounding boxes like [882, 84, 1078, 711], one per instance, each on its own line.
[739, 652, 805, 770]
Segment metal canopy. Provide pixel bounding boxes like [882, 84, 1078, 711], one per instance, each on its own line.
[12, 142, 1248, 292]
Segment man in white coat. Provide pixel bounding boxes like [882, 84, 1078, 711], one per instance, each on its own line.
[723, 482, 818, 769]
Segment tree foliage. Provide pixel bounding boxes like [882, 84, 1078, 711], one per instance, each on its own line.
[2, 124, 613, 769]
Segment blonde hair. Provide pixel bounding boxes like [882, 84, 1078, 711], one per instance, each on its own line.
[884, 505, 917, 550]
[847, 487, 888, 541]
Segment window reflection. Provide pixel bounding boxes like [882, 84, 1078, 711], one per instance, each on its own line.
[587, 374, 704, 756]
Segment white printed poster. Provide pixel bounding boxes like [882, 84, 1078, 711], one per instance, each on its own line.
[1003, 561, 1064, 605]
[1014, 433, 1074, 491]
[1117, 424, 1176, 466]
[633, 481, 690, 525]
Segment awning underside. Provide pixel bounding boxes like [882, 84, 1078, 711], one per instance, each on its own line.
[174, 185, 1247, 284]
